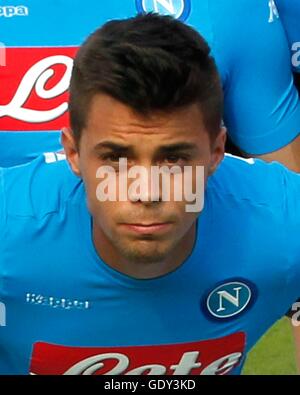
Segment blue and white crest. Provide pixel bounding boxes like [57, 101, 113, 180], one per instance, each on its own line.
[136, 0, 191, 22]
[205, 281, 253, 319]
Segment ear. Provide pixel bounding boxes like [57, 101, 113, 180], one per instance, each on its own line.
[61, 127, 81, 177]
[208, 127, 226, 176]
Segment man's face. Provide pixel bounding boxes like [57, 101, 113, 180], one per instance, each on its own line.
[63, 94, 225, 267]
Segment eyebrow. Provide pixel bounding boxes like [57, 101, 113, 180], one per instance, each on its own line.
[157, 143, 198, 153]
[93, 141, 133, 153]
[93, 141, 198, 153]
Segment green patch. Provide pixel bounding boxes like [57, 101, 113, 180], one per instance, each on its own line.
[243, 318, 297, 375]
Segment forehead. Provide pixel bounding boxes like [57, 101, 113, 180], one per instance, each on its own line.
[84, 94, 208, 145]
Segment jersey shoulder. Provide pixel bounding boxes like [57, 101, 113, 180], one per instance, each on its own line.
[1, 154, 82, 218]
[208, 154, 290, 209]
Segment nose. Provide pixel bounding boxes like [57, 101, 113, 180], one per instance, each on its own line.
[128, 165, 161, 205]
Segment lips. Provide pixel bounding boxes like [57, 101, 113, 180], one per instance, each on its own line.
[120, 222, 173, 235]
[129, 223, 168, 227]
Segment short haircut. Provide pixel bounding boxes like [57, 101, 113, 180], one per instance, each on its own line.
[69, 13, 223, 144]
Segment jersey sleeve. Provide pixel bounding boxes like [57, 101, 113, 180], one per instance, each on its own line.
[209, 0, 300, 155]
[284, 168, 300, 246]
[281, 167, 300, 315]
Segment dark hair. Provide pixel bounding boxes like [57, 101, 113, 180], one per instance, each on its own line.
[69, 13, 223, 144]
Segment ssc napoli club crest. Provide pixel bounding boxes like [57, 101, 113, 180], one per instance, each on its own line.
[136, 0, 191, 22]
[204, 280, 256, 320]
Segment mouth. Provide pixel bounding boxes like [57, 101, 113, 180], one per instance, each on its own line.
[119, 222, 174, 235]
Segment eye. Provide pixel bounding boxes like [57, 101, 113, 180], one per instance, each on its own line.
[162, 154, 189, 165]
[100, 153, 124, 163]
[166, 155, 181, 163]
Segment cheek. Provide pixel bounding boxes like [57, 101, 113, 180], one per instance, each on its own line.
[80, 165, 108, 223]
[85, 179, 100, 211]
[88, 200, 116, 237]
[80, 160, 104, 201]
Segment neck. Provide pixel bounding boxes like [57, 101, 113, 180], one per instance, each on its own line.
[92, 223, 197, 279]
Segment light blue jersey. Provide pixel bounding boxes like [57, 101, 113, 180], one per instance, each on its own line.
[0, 154, 299, 375]
[0, 0, 300, 165]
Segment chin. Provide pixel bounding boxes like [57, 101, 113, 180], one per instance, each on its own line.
[121, 245, 169, 265]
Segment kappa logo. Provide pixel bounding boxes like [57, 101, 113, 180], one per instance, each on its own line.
[43, 152, 66, 164]
[268, 0, 279, 23]
[26, 293, 90, 311]
[136, 0, 191, 22]
[0, 5, 29, 18]
[205, 280, 255, 320]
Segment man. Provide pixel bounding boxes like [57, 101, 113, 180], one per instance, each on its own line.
[256, 0, 300, 172]
[0, 14, 299, 375]
[274, 0, 300, 370]
[1, 0, 300, 171]
[276, 0, 300, 75]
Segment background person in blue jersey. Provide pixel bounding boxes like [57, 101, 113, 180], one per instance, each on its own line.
[254, 0, 300, 173]
[276, 0, 300, 75]
[1, 0, 300, 171]
[1, 14, 300, 375]
[274, 0, 300, 369]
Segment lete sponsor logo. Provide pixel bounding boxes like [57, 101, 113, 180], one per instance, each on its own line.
[30, 332, 246, 375]
[0, 47, 78, 131]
